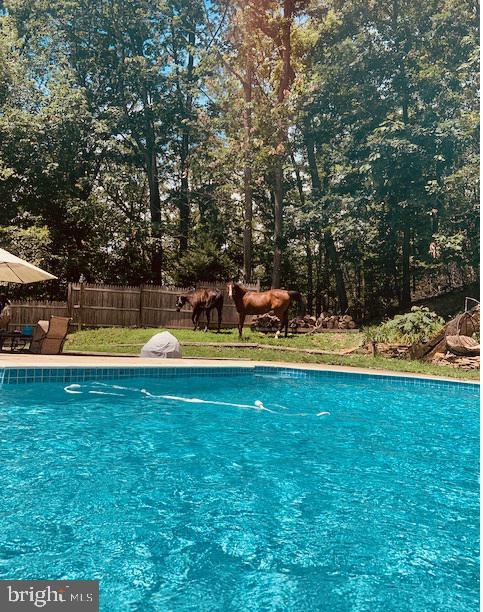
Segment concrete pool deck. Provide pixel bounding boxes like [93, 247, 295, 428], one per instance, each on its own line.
[0, 353, 478, 385]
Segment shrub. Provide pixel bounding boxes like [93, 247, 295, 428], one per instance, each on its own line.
[364, 307, 445, 345]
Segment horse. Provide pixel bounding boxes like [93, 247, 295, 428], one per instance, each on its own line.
[227, 282, 305, 338]
[176, 288, 224, 332]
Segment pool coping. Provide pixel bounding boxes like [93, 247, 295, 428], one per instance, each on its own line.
[0, 355, 479, 388]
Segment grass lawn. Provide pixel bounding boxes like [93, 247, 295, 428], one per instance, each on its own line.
[64, 327, 480, 381]
[66, 327, 362, 351]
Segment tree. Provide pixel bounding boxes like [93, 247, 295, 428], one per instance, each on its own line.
[0, 0, 478, 312]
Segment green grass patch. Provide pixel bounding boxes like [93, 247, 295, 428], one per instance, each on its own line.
[64, 327, 479, 381]
[66, 326, 362, 352]
[179, 346, 478, 380]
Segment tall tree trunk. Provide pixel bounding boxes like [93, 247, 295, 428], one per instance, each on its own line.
[393, 0, 412, 308]
[242, 55, 253, 282]
[315, 237, 324, 316]
[143, 89, 162, 283]
[306, 240, 314, 315]
[271, 0, 294, 288]
[178, 145, 190, 254]
[146, 146, 162, 283]
[401, 217, 411, 308]
[272, 167, 283, 288]
[290, 149, 313, 313]
[324, 231, 348, 313]
[304, 127, 348, 313]
[178, 28, 195, 255]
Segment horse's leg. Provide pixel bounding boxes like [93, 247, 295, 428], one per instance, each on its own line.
[238, 313, 246, 338]
[191, 309, 197, 330]
[196, 307, 204, 331]
[193, 306, 202, 331]
[274, 308, 287, 339]
[278, 314, 288, 338]
[217, 304, 222, 333]
[204, 308, 211, 332]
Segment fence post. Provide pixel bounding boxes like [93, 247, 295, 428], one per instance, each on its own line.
[67, 283, 73, 319]
[78, 282, 85, 331]
[139, 284, 145, 327]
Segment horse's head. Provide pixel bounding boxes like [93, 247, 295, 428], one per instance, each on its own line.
[227, 281, 241, 299]
[176, 295, 188, 311]
[228, 281, 246, 300]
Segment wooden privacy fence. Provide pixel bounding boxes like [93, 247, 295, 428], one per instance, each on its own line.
[9, 300, 69, 328]
[9, 282, 260, 330]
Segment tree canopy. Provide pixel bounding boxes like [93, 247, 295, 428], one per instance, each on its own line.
[0, 0, 479, 316]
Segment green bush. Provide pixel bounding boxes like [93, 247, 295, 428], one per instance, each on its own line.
[364, 307, 445, 345]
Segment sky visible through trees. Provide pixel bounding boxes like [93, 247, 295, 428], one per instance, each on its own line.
[0, 0, 479, 318]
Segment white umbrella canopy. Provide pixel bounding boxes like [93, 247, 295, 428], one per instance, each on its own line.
[0, 248, 57, 283]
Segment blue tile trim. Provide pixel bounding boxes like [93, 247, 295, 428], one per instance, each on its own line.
[0, 366, 252, 385]
[0, 365, 478, 396]
[253, 366, 479, 396]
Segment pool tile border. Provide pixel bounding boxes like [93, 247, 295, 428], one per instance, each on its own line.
[0, 364, 479, 395]
[1, 366, 252, 385]
[254, 366, 480, 395]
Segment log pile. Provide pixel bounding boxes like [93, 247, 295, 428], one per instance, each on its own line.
[250, 313, 316, 333]
[250, 313, 283, 333]
[289, 315, 317, 330]
[315, 313, 357, 330]
[251, 312, 358, 333]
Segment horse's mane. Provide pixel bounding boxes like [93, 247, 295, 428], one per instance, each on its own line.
[232, 282, 249, 295]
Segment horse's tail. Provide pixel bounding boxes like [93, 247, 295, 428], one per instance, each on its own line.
[288, 291, 306, 317]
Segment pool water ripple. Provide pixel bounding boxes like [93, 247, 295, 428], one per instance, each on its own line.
[0, 372, 478, 611]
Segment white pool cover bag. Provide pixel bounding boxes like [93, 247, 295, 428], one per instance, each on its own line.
[140, 332, 182, 359]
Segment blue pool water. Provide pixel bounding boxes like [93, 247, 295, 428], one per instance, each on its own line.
[0, 371, 478, 611]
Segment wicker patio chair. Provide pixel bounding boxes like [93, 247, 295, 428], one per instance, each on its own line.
[30, 316, 71, 354]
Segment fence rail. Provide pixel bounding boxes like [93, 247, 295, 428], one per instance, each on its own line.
[9, 282, 260, 330]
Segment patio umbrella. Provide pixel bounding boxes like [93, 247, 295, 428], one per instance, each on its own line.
[0, 248, 57, 283]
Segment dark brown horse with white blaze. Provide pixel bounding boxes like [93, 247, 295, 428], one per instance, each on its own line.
[228, 282, 305, 338]
[176, 288, 224, 332]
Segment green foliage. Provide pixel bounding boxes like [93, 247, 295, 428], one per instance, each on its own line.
[172, 237, 237, 286]
[364, 307, 445, 345]
[0, 0, 479, 311]
[0, 218, 52, 267]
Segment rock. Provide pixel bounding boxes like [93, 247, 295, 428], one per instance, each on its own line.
[429, 353, 480, 370]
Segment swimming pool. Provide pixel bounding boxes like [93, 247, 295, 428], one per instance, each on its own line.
[0, 367, 479, 610]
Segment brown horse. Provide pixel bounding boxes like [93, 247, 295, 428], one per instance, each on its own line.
[228, 282, 305, 338]
[176, 288, 224, 332]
